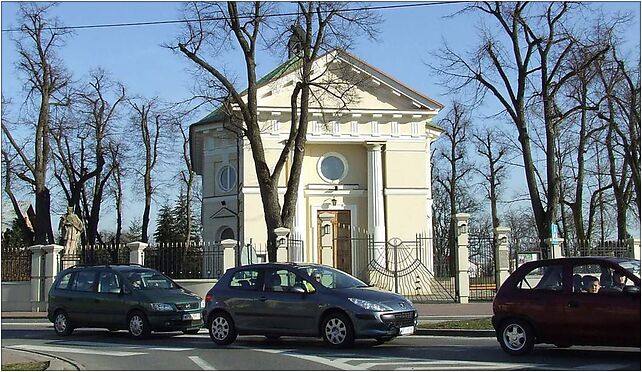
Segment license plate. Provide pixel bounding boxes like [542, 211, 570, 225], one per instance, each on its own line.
[183, 313, 201, 321]
[399, 326, 414, 336]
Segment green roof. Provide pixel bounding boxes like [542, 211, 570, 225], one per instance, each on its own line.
[195, 55, 303, 125]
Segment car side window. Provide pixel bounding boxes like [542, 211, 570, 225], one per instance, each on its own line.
[264, 269, 310, 293]
[71, 270, 96, 292]
[517, 264, 564, 291]
[97, 271, 121, 294]
[56, 273, 72, 290]
[229, 269, 259, 290]
[573, 263, 630, 294]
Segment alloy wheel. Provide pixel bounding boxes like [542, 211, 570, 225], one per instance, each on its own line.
[324, 317, 347, 345]
[211, 316, 230, 341]
[55, 313, 67, 333]
[129, 315, 144, 337]
[503, 323, 526, 351]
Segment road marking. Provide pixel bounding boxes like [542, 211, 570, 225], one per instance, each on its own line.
[55, 341, 194, 352]
[8, 344, 145, 357]
[188, 356, 216, 370]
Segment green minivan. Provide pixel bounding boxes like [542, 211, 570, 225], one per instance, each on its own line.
[48, 264, 204, 338]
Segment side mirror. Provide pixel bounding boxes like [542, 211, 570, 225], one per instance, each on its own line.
[291, 285, 306, 294]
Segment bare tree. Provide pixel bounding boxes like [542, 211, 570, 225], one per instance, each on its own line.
[432, 2, 611, 255]
[472, 126, 508, 230]
[174, 1, 378, 261]
[128, 98, 164, 243]
[2, 4, 72, 244]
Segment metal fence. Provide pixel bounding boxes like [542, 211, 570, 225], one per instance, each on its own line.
[566, 240, 632, 258]
[2, 246, 32, 281]
[144, 241, 224, 279]
[468, 230, 496, 301]
[59, 244, 129, 271]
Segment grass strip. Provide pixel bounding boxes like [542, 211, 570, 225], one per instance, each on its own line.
[2, 361, 50, 371]
[419, 317, 493, 330]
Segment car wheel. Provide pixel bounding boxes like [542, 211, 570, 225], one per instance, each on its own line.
[53, 310, 74, 336]
[183, 329, 201, 335]
[498, 319, 534, 356]
[322, 312, 354, 348]
[208, 312, 237, 346]
[128, 312, 151, 339]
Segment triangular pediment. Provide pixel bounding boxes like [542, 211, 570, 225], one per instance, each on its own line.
[249, 49, 443, 113]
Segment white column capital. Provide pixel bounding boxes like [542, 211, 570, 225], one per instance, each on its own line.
[366, 142, 385, 151]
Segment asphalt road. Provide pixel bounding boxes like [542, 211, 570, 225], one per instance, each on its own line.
[2, 320, 640, 370]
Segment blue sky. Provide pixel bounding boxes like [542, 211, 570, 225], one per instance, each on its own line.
[1, 1, 640, 235]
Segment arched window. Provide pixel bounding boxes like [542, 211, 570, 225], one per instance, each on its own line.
[220, 227, 235, 241]
[219, 165, 237, 192]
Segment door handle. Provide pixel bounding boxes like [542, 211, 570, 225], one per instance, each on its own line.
[258, 296, 267, 302]
[567, 301, 579, 308]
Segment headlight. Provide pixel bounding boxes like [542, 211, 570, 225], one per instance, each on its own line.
[348, 298, 392, 312]
[149, 303, 174, 311]
[200, 299, 205, 308]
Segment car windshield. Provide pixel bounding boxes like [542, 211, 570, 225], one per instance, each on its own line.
[618, 259, 641, 279]
[302, 265, 368, 289]
[124, 270, 178, 290]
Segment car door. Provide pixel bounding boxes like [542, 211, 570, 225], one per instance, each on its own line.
[565, 261, 641, 346]
[510, 262, 569, 344]
[224, 268, 264, 332]
[260, 268, 318, 335]
[94, 270, 129, 328]
[67, 269, 98, 325]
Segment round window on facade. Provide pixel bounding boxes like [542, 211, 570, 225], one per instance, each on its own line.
[219, 166, 237, 192]
[318, 153, 348, 183]
[220, 227, 235, 241]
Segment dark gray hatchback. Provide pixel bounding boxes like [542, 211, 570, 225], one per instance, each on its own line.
[203, 263, 417, 348]
[48, 264, 204, 338]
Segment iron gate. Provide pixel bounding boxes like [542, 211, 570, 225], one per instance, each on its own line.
[334, 226, 456, 303]
[468, 230, 496, 301]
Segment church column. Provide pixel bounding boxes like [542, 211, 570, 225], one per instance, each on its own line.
[367, 143, 386, 265]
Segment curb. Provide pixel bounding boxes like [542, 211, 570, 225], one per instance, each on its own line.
[415, 328, 495, 337]
[3, 347, 83, 371]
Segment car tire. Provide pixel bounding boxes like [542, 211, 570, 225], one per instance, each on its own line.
[322, 312, 354, 348]
[183, 329, 201, 335]
[127, 311, 151, 339]
[498, 319, 534, 356]
[53, 310, 74, 336]
[208, 312, 237, 346]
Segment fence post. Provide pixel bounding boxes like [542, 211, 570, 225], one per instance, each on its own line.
[494, 227, 511, 288]
[127, 241, 148, 265]
[629, 238, 641, 260]
[319, 213, 335, 266]
[42, 244, 64, 311]
[27, 245, 44, 312]
[221, 239, 238, 272]
[545, 238, 564, 258]
[454, 213, 470, 304]
[274, 227, 290, 262]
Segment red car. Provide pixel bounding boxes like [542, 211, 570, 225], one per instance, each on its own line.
[492, 256, 640, 355]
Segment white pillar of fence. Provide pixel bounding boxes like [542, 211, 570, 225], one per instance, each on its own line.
[454, 213, 470, 304]
[319, 213, 335, 266]
[221, 239, 238, 272]
[127, 241, 148, 265]
[28, 245, 45, 312]
[630, 238, 641, 260]
[545, 238, 564, 258]
[494, 227, 511, 288]
[274, 227, 290, 262]
[42, 244, 64, 312]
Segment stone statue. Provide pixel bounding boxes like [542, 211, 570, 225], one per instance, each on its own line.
[59, 207, 83, 256]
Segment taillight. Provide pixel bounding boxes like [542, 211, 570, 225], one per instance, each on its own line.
[205, 293, 214, 305]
